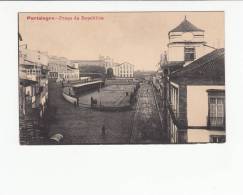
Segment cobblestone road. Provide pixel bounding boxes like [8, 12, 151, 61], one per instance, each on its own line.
[130, 82, 163, 143]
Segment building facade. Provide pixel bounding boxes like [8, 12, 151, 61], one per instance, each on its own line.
[19, 47, 49, 115]
[165, 49, 225, 143]
[159, 17, 225, 143]
[113, 62, 134, 78]
[70, 56, 134, 78]
[19, 44, 49, 144]
[166, 16, 214, 65]
[48, 56, 79, 81]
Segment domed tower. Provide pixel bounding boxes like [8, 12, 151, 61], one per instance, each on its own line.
[167, 16, 207, 64]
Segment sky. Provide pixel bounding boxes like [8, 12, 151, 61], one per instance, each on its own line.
[19, 12, 224, 71]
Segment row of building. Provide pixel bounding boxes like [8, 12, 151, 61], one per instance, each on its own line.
[18, 42, 50, 144]
[48, 56, 134, 80]
[20, 48, 135, 85]
[70, 56, 134, 78]
[18, 34, 135, 143]
[155, 16, 225, 144]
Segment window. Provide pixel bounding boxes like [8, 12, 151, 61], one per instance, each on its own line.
[184, 47, 195, 61]
[207, 89, 225, 128]
[210, 135, 225, 143]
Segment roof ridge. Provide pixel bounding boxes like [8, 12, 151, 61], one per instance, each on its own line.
[169, 18, 204, 33]
[172, 49, 224, 75]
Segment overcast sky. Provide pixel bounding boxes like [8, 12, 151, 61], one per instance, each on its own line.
[19, 12, 224, 71]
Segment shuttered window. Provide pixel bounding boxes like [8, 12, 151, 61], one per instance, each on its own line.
[207, 90, 225, 128]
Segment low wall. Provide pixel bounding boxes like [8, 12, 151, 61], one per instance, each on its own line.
[105, 79, 139, 86]
[62, 92, 77, 104]
[92, 104, 132, 112]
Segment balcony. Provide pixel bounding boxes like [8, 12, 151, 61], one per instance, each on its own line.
[207, 116, 225, 130]
[19, 71, 38, 81]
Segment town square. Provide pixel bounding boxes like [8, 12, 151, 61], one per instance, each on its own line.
[18, 12, 225, 144]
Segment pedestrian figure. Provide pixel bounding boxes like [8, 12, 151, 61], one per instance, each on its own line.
[91, 96, 93, 108]
[101, 125, 106, 138]
[76, 97, 79, 107]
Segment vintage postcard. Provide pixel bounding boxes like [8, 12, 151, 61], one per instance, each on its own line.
[18, 12, 225, 145]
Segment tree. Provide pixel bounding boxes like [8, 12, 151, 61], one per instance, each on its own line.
[79, 65, 106, 79]
[79, 65, 106, 74]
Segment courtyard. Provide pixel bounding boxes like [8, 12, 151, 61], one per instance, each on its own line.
[77, 84, 136, 108]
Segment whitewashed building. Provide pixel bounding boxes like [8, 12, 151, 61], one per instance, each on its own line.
[113, 62, 134, 78]
[167, 16, 214, 65]
[48, 56, 79, 81]
[166, 49, 225, 143]
[19, 46, 49, 120]
[160, 17, 225, 143]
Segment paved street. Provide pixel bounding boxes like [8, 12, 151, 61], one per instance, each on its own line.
[130, 82, 163, 143]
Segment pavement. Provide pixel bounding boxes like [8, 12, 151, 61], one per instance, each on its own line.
[130, 82, 164, 144]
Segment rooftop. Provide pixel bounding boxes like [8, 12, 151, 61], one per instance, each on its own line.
[169, 16, 204, 34]
[171, 48, 225, 81]
[71, 60, 101, 63]
[115, 62, 134, 67]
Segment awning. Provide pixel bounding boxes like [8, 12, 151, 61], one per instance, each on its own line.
[20, 79, 38, 87]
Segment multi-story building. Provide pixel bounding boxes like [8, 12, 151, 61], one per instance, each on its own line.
[48, 56, 79, 81]
[113, 62, 134, 78]
[164, 49, 225, 143]
[19, 47, 49, 116]
[70, 56, 134, 78]
[100, 56, 114, 71]
[159, 17, 225, 143]
[19, 42, 49, 144]
[48, 56, 67, 79]
[167, 16, 214, 64]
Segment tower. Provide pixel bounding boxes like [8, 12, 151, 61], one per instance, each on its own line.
[167, 16, 206, 64]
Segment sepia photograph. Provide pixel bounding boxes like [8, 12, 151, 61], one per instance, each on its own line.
[18, 11, 225, 145]
[2, 2, 243, 195]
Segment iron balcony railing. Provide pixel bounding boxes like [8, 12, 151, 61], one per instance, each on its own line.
[207, 116, 225, 130]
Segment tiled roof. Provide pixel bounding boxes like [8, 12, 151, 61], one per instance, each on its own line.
[171, 48, 225, 78]
[169, 17, 204, 33]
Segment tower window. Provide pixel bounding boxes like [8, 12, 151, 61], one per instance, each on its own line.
[184, 47, 195, 61]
